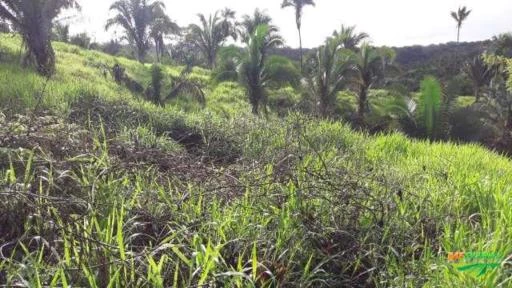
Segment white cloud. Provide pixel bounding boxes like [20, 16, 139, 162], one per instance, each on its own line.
[66, 0, 512, 47]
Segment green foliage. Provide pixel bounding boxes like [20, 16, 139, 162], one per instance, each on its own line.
[491, 33, 512, 57]
[70, 32, 92, 49]
[451, 6, 472, 42]
[106, 0, 172, 62]
[212, 45, 241, 83]
[150, 64, 164, 105]
[349, 43, 396, 124]
[332, 25, 369, 51]
[149, 4, 180, 63]
[52, 23, 69, 42]
[2, 31, 512, 288]
[508, 59, 512, 89]
[366, 90, 415, 131]
[280, 0, 316, 70]
[418, 76, 442, 139]
[464, 55, 495, 101]
[264, 55, 301, 88]
[187, 9, 238, 69]
[304, 35, 352, 116]
[118, 125, 183, 152]
[0, 0, 79, 75]
[239, 9, 274, 42]
[239, 24, 284, 114]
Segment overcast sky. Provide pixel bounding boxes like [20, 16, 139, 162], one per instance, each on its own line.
[64, 0, 512, 48]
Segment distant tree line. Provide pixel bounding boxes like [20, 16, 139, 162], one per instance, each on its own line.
[1, 1, 512, 154]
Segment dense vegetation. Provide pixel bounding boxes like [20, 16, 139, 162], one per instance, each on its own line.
[0, 1, 512, 287]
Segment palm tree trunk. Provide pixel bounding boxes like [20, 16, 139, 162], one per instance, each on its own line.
[319, 98, 326, 117]
[298, 27, 303, 73]
[154, 39, 160, 63]
[251, 100, 259, 115]
[474, 86, 480, 102]
[319, 88, 329, 117]
[358, 86, 368, 125]
[136, 41, 145, 63]
[457, 27, 460, 43]
[24, 17, 55, 76]
[506, 107, 512, 132]
[208, 51, 216, 69]
[137, 48, 144, 63]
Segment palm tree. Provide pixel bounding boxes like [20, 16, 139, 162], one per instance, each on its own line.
[450, 6, 471, 43]
[187, 8, 237, 69]
[418, 76, 442, 140]
[333, 25, 369, 51]
[304, 36, 352, 117]
[480, 55, 512, 146]
[238, 24, 284, 114]
[52, 22, 70, 42]
[349, 43, 395, 125]
[106, 0, 169, 63]
[149, 5, 179, 62]
[239, 9, 273, 43]
[0, 0, 79, 76]
[491, 33, 512, 57]
[240, 9, 282, 62]
[464, 55, 495, 102]
[281, 0, 315, 72]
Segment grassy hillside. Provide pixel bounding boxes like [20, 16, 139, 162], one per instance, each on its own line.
[1, 35, 512, 287]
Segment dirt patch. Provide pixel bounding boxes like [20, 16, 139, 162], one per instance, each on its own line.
[0, 113, 92, 160]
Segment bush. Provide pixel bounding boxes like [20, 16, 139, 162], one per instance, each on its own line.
[52, 23, 69, 42]
[150, 64, 164, 105]
[450, 106, 495, 142]
[266, 55, 301, 89]
[101, 40, 122, 56]
[70, 33, 91, 49]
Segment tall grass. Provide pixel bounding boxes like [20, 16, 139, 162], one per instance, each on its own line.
[0, 33, 511, 287]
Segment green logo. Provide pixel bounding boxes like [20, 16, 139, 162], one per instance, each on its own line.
[448, 252, 503, 277]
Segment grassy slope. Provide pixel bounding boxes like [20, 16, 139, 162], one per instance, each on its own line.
[1, 34, 512, 287]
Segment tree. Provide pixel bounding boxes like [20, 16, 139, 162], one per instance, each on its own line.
[187, 8, 237, 69]
[102, 39, 123, 55]
[304, 36, 352, 117]
[52, 22, 69, 42]
[239, 9, 282, 62]
[238, 24, 284, 114]
[149, 4, 179, 62]
[106, 0, 168, 63]
[490, 33, 512, 57]
[332, 25, 368, 51]
[70, 32, 91, 49]
[463, 55, 495, 102]
[281, 0, 315, 72]
[0, 0, 79, 76]
[418, 76, 442, 139]
[150, 64, 164, 105]
[450, 6, 471, 43]
[349, 43, 395, 124]
[239, 9, 273, 43]
[481, 55, 512, 150]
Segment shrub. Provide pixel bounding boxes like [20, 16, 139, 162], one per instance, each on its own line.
[150, 64, 164, 105]
[52, 23, 69, 42]
[417, 76, 442, 140]
[101, 40, 123, 56]
[450, 106, 495, 142]
[70, 33, 92, 49]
